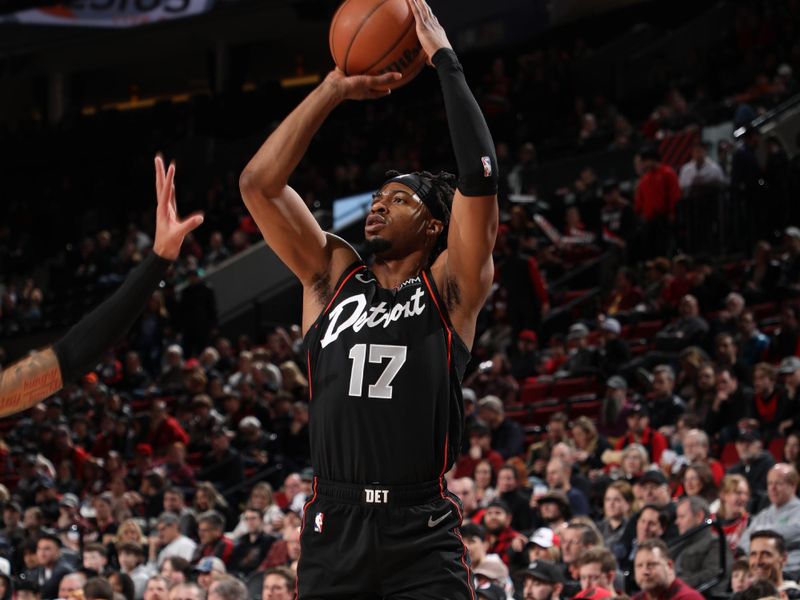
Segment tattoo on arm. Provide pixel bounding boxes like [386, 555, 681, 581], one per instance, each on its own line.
[0, 348, 63, 418]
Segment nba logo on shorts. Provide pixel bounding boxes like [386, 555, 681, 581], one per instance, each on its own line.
[481, 156, 492, 177]
[314, 512, 324, 533]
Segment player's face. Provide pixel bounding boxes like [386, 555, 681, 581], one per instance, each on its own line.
[366, 182, 436, 255]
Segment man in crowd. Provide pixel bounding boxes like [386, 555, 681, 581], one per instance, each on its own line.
[632, 539, 703, 600]
[747, 529, 800, 598]
[150, 512, 197, 567]
[740, 463, 800, 576]
[673, 497, 728, 591]
[193, 511, 233, 565]
[574, 546, 619, 595]
[25, 532, 74, 599]
[478, 395, 525, 459]
[519, 560, 564, 600]
[261, 567, 296, 600]
[483, 500, 520, 565]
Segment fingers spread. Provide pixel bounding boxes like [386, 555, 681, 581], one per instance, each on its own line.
[180, 212, 205, 234]
[155, 155, 165, 199]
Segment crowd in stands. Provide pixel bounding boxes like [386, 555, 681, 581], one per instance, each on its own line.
[3, 0, 800, 599]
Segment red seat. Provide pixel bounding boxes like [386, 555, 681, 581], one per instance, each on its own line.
[551, 377, 595, 399]
[752, 302, 778, 321]
[769, 437, 786, 462]
[530, 402, 566, 426]
[634, 320, 663, 338]
[720, 442, 739, 468]
[520, 380, 551, 404]
[569, 396, 602, 419]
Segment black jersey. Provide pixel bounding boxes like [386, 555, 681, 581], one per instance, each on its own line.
[302, 261, 471, 485]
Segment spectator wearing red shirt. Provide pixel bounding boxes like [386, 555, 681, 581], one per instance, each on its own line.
[454, 421, 504, 479]
[633, 538, 703, 600]
[193, 510, 234, 565]
[614, 403, 667, 465]
[147, 401, 190, 456]
[481, 500, 520, 565]
[52, 425, 90, 481]
[634, 147, 681, 258]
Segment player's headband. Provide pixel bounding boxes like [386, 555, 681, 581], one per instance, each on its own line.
[380, 173, 446, 222]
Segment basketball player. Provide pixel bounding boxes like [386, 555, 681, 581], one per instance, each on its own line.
[239, 1, 497, 597]
[0, 156, 203, 418]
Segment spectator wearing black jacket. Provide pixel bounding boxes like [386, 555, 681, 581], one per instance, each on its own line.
[228, 508, 275, 576]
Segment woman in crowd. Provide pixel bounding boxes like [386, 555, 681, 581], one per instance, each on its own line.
[474, 459, 497, 508]
[230, 482, 284, 536]
[572, 416, 611, 475]
[784, 430, 800, 473]
[193, 481, 236, 530]
[714, 474, 750, 552]
[682, 461, 719, 507]
[597, 480, 633, 549]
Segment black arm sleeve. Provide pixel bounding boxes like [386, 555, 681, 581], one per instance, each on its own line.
[53, 253, 171, 383]
[433, 47, 498, 197]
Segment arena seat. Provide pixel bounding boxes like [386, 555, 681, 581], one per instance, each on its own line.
[769, 437, 786, 462]
[551, 377, 595, 399]
[720, 442, 739, 468]
[633, 320, 664, 339]
[520, 379, 551, 404]
[568, 395, 602, 419]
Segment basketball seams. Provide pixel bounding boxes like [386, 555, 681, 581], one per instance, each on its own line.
[342, 0, 393, 76]
[361, 14, 416, 74]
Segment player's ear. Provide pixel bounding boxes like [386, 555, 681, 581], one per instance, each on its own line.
[427, 218, 443, 236]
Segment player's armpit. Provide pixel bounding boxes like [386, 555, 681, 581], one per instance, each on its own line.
[0, 348, 62, 418]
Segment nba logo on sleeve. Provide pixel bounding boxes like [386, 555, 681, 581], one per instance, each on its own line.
[314, 512, 324, 533]
[481, 156, 492, 177]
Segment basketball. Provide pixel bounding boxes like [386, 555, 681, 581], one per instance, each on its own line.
[329, 0, 426, 89]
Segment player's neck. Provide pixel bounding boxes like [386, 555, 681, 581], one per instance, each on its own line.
[371, 252, 428, 290]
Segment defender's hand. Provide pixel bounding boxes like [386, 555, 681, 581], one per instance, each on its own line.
[408, 0, 452, 65]
[152, 155, 204, 261]
[325, 69, 402, 101]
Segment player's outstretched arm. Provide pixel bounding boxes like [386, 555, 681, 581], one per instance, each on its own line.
[0, 157, 203, 418]
[239, 70, 401, 288]
[410, 0, 499, 341]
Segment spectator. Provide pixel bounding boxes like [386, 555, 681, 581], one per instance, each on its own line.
[193, 511, 233, 566]
[779, 357, 800, 434]
[597, 319, 631, 378]
[770, 305, 800, 361]
[546, 458, 589, 517]
[678, 141, 725, 194]
[632, 538, 703, 600]
[738, 311, 771, 367]
[143, 576, 169, 600]
[167, 583, 203, 600]
[748, 362, 790, 441]
[740, 464, 800, 575]
[603, 269, 643, 317]
[560, 522, 602, 595]
[207, 576, 247, 600]
[614, 404, 668, 465]
[481, 500, 519, 565]
[147, 403, 190, 458]
[598, 376, 632, 438]
[83, 577, 114, 600]
[25, 533, 74, 599]
[729, 558, 751, 594]
[494, 466, 532, 533]
[454, 421, 504, 479]
[518, 560, 564, 600]
[535, 491, 572, 532]
[654, 295, 709, 352]
[196, 428, 244, 496]
[117, 543, 153, 600]
[705, 366, 752, 443]
[728, 427, 776, 508]
[599, 179, 637, 252]
[160, 556, 191, 587]
[449, 478, 479, 520]
[509, 329, 539, 380]
[261, 567, 295, 600]
[560, 324, 599, 377]
[633, 146, 681, 258]
[746, 529, 800, 598]
[228, 508, 274, 576]
[193, 557, 226, 593]
[474, 460, 497, 508]
[162, 488, 197, 539]
[150, 513, 197, 568]
[647, 365, 686, 435]
[81, 543, 109, 576]
[204, 232, 231, 268]
[573, 546, 618, 595]
[527, 412, 570, 479]
[715, 475, 751, 553]
[477, 396, 524, 460]
[598, 481, 633, 550]
[57, 573, 87, 600]
[681, 429, 724, 486]
[673, 496, 728, 591]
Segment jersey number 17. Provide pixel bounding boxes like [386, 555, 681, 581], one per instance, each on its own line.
[347, 343, 407, 399]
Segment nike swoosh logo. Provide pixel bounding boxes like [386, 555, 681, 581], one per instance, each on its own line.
[428, 510, 451, 528]
[355, 273, 376, 284]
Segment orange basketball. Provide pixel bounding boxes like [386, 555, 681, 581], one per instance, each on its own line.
[329, 0, 426, 89]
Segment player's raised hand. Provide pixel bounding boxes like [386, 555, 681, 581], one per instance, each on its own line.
[408, 0, 452, 65]
[152, 155, 204, 261]
[326, 68, 402, 101]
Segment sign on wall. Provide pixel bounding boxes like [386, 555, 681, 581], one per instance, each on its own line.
[2, 0, 214, 27]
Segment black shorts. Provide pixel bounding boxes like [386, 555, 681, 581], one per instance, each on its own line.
[296, 478, 475, 600]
